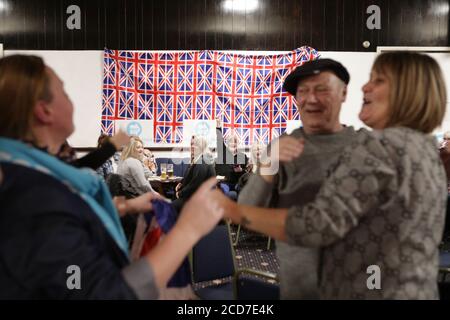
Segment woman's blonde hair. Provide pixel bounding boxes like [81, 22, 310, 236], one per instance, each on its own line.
[0, 55, 52, 140]
[372, 51, 446, 133]
[121, 136, 144, 161]
[191, 135, 212, 163]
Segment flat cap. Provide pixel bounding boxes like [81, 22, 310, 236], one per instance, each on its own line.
[283, 58, 350, 95]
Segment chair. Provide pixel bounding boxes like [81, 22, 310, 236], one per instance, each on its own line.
[106, 173, 140, 198]
[439, 251, 450, 280]
[105, 173, 139, 247]
[234, 269, 279, 300]
[191, 223, 279, 300]
[439, 198, 450, 300]
[439, 282, 450, 300]
[439, 251, 450, 300]
[191, 224, 236, 300]
[233, 224, 272, 250]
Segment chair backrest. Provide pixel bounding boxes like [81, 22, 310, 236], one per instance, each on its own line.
[106, 173, 139, 199]
[191, 224, 235, 283]
[440, 251, 450, 269]
[105, 173, 138, 246]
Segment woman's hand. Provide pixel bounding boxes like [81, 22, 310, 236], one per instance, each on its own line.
[113, 196, 130, 217]
[204, 186, 240, 224]
[109, 130, 131, 150]
[148, 161, 157, 172]
[233, 164, 243, 173]
[175, 183, 182, 198]
[113, 192, 167, 216]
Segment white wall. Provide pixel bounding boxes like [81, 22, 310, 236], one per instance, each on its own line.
[320, 52, 376, 130]
[5, 50, 104, 147]
[428, 53, 450, 131]
[5, 49, 450, 148]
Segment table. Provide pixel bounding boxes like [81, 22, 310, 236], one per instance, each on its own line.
[149, 176, 183, 198]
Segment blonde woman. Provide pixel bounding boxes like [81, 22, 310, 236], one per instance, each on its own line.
[173, 136, 216, 212]
[117, 136, 154, 194]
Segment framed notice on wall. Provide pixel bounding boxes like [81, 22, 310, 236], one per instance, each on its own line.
[114, 120, 154, 147]
[112, 119, 219, 148]
[182, 120, 217, 148]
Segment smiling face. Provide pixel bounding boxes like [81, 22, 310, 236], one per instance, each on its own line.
[444, 132, 450, 141]
[359, 69, 390, 130]
[294, 71, 346, 134]
[135, 141, 144, 156]
[190, 136, 202, 159]
[191, 136, 208, 160]
[225, 134, 238, 155]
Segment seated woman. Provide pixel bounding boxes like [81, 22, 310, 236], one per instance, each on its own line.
[117, 136, 155, 195]
[215, 123, 249, 187]
[0, 55, 224, 299]
[95, 134, 114, 180]
[95, 132, 129, 180]
[208, 51, 448, 299]
[142, 148, 158, 178]
[173, 136, 216, 212]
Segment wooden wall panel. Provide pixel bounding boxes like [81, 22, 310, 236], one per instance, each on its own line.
[0, 0, 448, 51]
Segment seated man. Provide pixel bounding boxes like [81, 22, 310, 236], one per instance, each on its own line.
[215, 121, 249, 200]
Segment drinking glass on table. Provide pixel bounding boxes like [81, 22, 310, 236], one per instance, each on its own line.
[167, 164, 174, 178]
[160, 163, 167, 180]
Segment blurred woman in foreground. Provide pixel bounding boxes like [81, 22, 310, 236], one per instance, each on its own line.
[0, 55, 223, 299]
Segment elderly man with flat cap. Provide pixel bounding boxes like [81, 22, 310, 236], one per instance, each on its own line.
[238, 58, 358, 299]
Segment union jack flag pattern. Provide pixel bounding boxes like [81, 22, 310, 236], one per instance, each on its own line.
[102, 47, 320, 145]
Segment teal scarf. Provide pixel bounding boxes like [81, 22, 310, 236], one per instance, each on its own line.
[0, 138, 129, 257]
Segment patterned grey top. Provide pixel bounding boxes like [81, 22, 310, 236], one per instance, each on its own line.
[285, 127, 447, 299]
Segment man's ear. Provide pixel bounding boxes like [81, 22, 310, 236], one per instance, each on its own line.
[341, 85, 348, 103]
[33, 100, 53, 125]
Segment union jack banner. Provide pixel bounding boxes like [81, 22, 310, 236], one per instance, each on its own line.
[101, 47, 320, 145]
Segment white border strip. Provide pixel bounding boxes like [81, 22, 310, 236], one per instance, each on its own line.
[377, 46, 450, 53]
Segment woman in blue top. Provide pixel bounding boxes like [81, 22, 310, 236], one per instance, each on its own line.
[0, 54, 224, 299]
